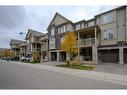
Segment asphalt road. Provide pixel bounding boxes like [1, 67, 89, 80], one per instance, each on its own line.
[0, 60, 127, 89]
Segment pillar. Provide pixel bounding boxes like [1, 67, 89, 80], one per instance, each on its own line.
[49, 51, 51, 61]
[78, 32, 80, 57]
[57, 51, 59, 62]
[119, 47, 124, 64]
[92, 27, 98, 64]
[92, 46, 98, 64]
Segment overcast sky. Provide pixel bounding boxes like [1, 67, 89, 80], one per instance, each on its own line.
[0, 6, 118, 48]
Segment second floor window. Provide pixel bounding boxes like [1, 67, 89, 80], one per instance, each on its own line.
[102, 13, 114, 24]
[88, 21, 94, 27]
[58, 25, 67, 34]
[51, 28, 55, 36]
[75, 24, 81, 30]
[103, 29, 114, 40]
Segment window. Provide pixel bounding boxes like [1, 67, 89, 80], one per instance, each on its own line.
[58, 27, 61, 34]
[102, 13, 114, 24]
[88, 21, 94, 27]
[75, 24, 81, 30]
[103, 29, 114, 40]
[61, 37, 64, 43]
[58, 25, 67, 34]
[50, 37, 55, 49]
[51, 28, 55, 36]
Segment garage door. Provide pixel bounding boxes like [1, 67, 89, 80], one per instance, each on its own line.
[99, 49, 119, 63]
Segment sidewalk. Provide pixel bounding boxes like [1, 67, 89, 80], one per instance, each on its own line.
[5, 60, 127, 86]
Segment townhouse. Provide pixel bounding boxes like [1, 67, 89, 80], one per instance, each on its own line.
[47, 6, 127, 64]
[10, 39, 24, 59]
[9, 6, 127, 64]
[19, 41, 27, 59]
[39, 33, 49, 62]
[25, 29, 45, 62]
[47, 12, 74, 62]
[95, 6, 127, 64]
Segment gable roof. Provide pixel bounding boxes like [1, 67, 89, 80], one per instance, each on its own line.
[47, 12, 73, 30]
[10, 39, 24, 45]
[25, 29, 45, 40]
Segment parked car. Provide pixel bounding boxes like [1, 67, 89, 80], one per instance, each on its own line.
[21, 56, 30, 62]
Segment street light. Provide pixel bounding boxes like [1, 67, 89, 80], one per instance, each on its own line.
[19, 32, 27, 35]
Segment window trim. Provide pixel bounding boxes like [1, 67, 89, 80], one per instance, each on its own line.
[51, 28, 55, 36]
[103, 29, 114, 40]
[102, 12, 114, 24]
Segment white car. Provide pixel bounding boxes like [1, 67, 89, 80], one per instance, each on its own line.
[21, 57, 30, 62]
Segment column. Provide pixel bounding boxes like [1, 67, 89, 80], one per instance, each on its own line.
[78, 32, 80, 59]
[92, 46, 98, 64]
[48, 51, 51, 61]
[57, 51, 59, 62]
[92, 27, 98, 64]
[119, 47, 124, 64]
[40, 43, 43, 62]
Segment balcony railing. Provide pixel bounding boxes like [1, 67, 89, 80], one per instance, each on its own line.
[41, 45, 48, 51]
[78, 38, 95, 47]
[32, 48, 41, 52]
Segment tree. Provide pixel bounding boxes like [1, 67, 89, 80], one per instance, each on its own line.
[10, 51, 16, 58]
[61, 32, 78, 62]
[32, 51, 40, 62]
[2, 49, 10, 58]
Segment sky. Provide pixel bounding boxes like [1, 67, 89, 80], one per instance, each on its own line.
[0, 5, 118, 48]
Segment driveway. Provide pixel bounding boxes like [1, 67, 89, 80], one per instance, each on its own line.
[95, 63, 127, 75]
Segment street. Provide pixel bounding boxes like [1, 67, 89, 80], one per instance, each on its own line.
[0, 60, 127, 89]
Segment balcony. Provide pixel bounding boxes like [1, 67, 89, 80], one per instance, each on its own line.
[77, 38, 95, 47]
[11, 45, 20, 49]
[41, 45, 48, 51]
[20, 49, 26, 53]
[32, 48, 41, 52]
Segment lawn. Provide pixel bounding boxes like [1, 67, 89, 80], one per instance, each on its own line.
[56, 64, 95, 70]
[23, 60, 40, 64]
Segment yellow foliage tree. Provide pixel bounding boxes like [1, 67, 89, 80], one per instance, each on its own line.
[32, 51, 40, 62]
[61, 32, 78, 61]
[2, 49, 10, 58]
[10, 51, 16, 58]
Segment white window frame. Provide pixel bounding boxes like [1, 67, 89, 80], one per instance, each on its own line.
[75, 24, 81, 30]
[88, 21, 94, 27]
[103, 29, 114, 40]
[58, 27, 61, 34]
[51, 28, 55, 36]
[102, 13, 114, 24]
[49, 37, 55, 49]
[58, 25, 67, 34]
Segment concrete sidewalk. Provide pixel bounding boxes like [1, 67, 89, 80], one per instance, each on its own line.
[4, 60, 126, 86]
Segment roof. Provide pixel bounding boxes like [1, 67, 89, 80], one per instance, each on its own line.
[10, 39, 24, 45]
[95, 5, 126, 17]
[47, 12, 74, 30]
[74, 20, 86, 24]
[25, 29, 45, 40]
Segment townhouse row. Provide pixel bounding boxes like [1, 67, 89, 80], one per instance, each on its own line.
[10, 6, 127, 64]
